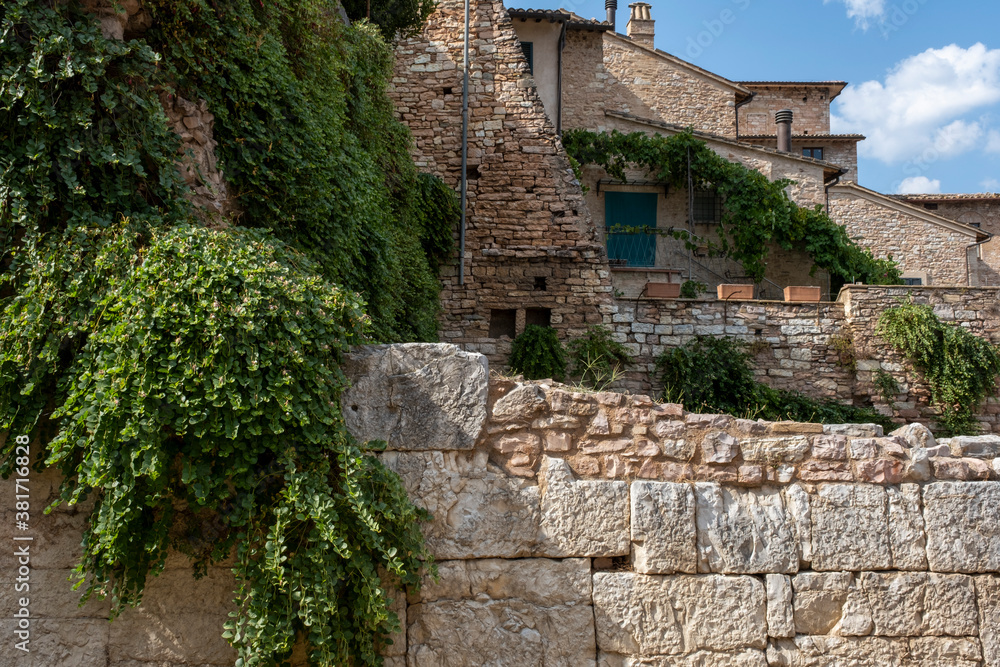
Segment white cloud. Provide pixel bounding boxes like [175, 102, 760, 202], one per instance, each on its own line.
[986, 130, 1000, 154]
[832, 44, 1000, 164]
[897, 176, 942, 194]
[982, 178, 1000, 191]
[825, 0, 886, 29]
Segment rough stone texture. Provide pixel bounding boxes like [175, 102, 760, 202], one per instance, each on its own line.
[858, 572, 978, 637]
[810, 484, 892, 571]
[924, 481, 1000, 572]
[592, 573, 767, 657]
[767, 636, 982, 666]
[694, 484, 797, 574]
[891, 423, 937, 450]
[598, 650, 768, 666]
[887, 484, 929, 570]
[791, 571, 859, 636]
[977, 575, 1000, 666]
[539, 457, 629, 557]
[735, 436, 811, 464]
[408, 558, 596, 667]
[343, 344, 489, 451]
[630, 481, 697, 574]
[766, 574, 795, 639]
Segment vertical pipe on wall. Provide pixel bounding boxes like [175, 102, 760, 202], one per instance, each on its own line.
[459, 0, 470, 285]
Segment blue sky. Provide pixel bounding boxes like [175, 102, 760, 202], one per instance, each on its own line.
[556, 0, 1000, 195]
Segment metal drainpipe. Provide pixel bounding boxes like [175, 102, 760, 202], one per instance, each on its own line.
[734, 92, 755, 142]
[556, 20, 566, 136]
[824, 173, 842, 215]
[459, 0, 470, 285]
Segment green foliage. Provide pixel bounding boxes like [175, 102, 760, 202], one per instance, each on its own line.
[877, 303, 1000, 435]
[828, 334, 857, 373]
[143, 0, 454, 343]
[509, 325, 567, 381]
[566, 325, 633, 389]
[1, 1, 441, 663]
[873, 368, 901, 405]
[340, 0, 437, 39]
[562, 130, 901, 286]
[655, 337, 893, 429]
[680, 280, 707, 299]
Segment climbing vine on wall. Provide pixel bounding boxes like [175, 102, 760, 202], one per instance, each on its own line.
[877, 303, 1000, 436]
[562, 130, 901, 286]
[0, 0, 442, 664]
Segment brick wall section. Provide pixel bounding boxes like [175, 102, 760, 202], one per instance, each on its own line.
[390, 0, 616, 367]
[737, 84, 840, 135]
[744, 137, 860, 184]
[560, 29, 617, 132]
[899, 198, 1000, 286]
[828, 186, 977, 285]
[600, 33, 739, 138]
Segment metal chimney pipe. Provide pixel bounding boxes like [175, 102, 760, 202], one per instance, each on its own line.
[605, 0, 617, 28]
[776, 109, 793, 153]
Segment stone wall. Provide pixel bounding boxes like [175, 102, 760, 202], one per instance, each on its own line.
[897, 197, 1000, 286]
[737, 83, 840, 136]
[6, 343, 1000, 665]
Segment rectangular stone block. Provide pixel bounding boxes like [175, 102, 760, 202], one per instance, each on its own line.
[539, 457, 630, 558]
[0, 618, 110, 667]
[766, 574, 794, 639]
[767, 636, 981, 666]
[924, 482, 1000, 573]
[630, 481, 697, 574]
[598, 649, 768, 666]
[791, 572, 871, 636]
[740, 436, 810, 463]
[593, 573, 766, 657]
[977, 576, 1000, 667]
[695, 484, 797, 574]
[811, 484, 891, 571]
[887, 484, 928, 570]
[858, 572, 978, 637]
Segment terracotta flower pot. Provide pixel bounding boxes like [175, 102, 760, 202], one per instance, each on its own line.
[717, 284, 754, 300]
[783, 286, 822, 302]
[645, 282, 681, 298]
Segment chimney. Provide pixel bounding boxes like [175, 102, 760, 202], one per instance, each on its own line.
[606, 0, 617, 29]
[627, 2, 654, 46]
[776, 109, 793, 153]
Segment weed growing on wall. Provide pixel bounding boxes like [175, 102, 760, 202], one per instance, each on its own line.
[878, 303, 1000, 435]
[566, 325, 633, 389]
[563, 130, 901, 286]
[509, 325, 567, 381]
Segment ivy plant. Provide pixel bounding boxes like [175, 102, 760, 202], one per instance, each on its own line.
[877, 303, 1000, 435]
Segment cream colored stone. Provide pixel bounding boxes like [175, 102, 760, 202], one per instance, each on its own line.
[0, 618, 109, 667]
[766, 574, 794, 639]
[890, 423, 937, 450]
[630, 481, 697, 574]
[592, 573, 767, 656]
[597, 650, 768, 666]
[767, 635, 980, 666]
[976, 575, 1000, 667]
[702, 431, 739, 464]
[539, 457, 630, 557]
[783, 484, 812, 566]
[740, 436, 810, 463]
[694, 484, 797, 574]
[791, 571, 853, 635]
[858, 572, 977, 637]
[924, 482, 1000, 573]
[811, 484, 891, 571]
[887, 484, 928, 570]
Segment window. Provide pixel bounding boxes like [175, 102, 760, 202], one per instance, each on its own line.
[525, 308, 551, 328]
[802, 147, 824, 160]
[520, 41, 533, 74]
[902, 277, 923, 286]
[489, 309, 517, 338]
[923, 203, 939, 210]
[605, 192, 657, 267]
[533, 276, 547, 291]
[693, 190, 722, 223]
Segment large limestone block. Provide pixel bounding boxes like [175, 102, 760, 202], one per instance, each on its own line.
[0, 510, 88, 571]
[598, 650, 768, 666]
[767, 636, 981, 666]
[592, 573, 766, 657]
[783, 484, 812, 566]
[950, 435, 1000, 458]
[766, 574, 794, 639]
[0, 619, 109, 667]
[630, 482, 697, 574]
[407, 559, 596, 667]
[978, 576, 1000, 667]
[740, 436, 810, 463]
[791, 572, 869, 636]
[924, 482, 1000, 573]
[539, 457, 629, 557]
[887, 484, 928, 570]
[695, 484, 797, 574]
[858, 572, 978, 637]
[810, 484, 891, 571]
[0, 569, 110, 619]
[382, 450, 542, 558]
[343, 343, 488, 450]
[890, 423, 936, 450]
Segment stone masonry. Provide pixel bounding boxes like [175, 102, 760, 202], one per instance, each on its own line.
[9, 344, 1000, 665]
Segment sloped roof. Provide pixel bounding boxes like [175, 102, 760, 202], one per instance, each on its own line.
[507, 8, 613, 30]
[741, 133, 866, 142]
[895, 193, 1000, 203]
[737, 81, 848, 100]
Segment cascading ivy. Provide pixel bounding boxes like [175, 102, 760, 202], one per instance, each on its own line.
[877, 303, 1000, 435]
[1, 0, 444, 664]
[562, 129, 901, 287]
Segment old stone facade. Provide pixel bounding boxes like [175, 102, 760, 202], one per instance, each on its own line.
[13, 345, 1000, 666]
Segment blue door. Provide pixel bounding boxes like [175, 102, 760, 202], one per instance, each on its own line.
[605, 192, 657, 267]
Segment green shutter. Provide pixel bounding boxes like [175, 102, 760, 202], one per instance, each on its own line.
[605, 192, 657, 267]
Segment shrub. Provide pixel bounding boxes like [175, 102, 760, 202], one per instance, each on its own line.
[680, 280, 707, 299]
[508, 325, 566, 381]
[566, 325, 633, 389]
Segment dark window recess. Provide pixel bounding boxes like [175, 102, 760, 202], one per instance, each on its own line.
[971, 222, 982, 228]
[902, 277, 923, 286]
[534, 276, 548, 291]
[924, 203, 939, 210]
[489, 309, 517, 338]
[802, 147, 824, 160]
[525, 307, 551, 328]
[443, 86, 453, 95]
[693, 190, 722, 223]
[520, 41, 534, 74]
[466, 164, 481, 180]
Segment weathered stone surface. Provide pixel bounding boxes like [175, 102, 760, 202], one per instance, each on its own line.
[783, 484, 812, 566]
[823, 423, 884, 438]
[539, 457, 629, 557]
[408, 559, 596, 667]
[811, 484, 891, 571]
[597, 650, 768, 666]
[343, 344, 488, 450]
[887, 484, 928, 570]
[381, 450, 542, 558]
[791, 572, 864, 636]
[924, 482, 1000, 572]
[890, 423, 937, 450]
[810, 435, 847, 460]
[495, 383, 549, 420]
[0, 619, 110, 667]
[977, 576, 1000, 667]
[766, 574, 794, 639]
[767, 636, 981, 666]
[0, 510, 88, 571]
[740, 436, 810, 463]
[950, 435, 1000, 458]
[858, 572, 977, 637]
[694, 484, 797, 574]
[592, 573, 766, 656]
[630, 482, 697, 574]
[701, 431, 739, 464]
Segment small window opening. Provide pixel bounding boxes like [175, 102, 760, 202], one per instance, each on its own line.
[525, 307, 551, 328]
[693, 190, 722, 223]
[520, 41, 534, 74]
[923, 203, 939, 210]
[489, 309, 517, 338]
[443, 86, 453, 95]
[534, 277, 548, 291]
[802, 147, 824, 160]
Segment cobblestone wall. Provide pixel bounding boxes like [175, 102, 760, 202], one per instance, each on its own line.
[6, 344, 1000, 666]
